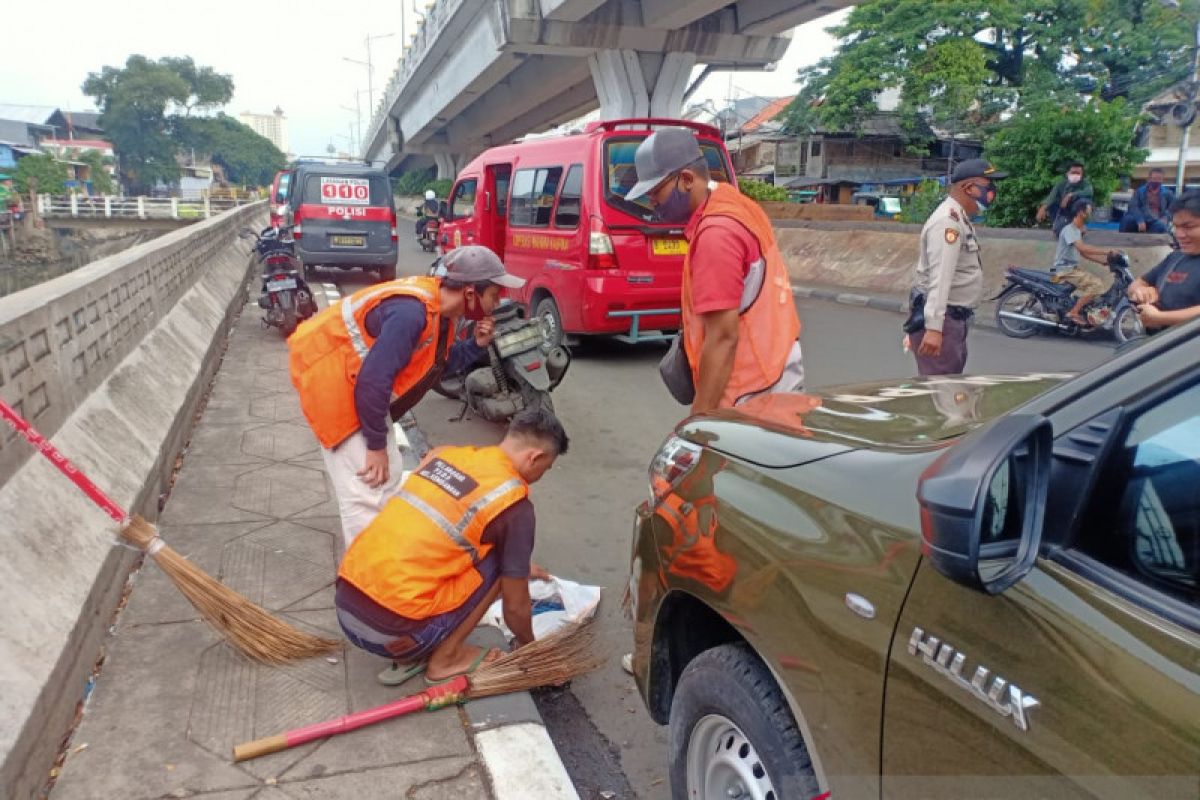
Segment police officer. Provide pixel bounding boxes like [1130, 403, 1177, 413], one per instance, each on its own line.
[906, 159, 1005, 375]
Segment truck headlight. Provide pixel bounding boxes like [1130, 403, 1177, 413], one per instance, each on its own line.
[648, 435, 702, 507]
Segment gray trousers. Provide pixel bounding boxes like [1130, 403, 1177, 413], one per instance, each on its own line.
[912, 316, 970, 376]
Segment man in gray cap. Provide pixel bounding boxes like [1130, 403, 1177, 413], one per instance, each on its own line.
[289, 244, 525, 547]
[626, 127, 804, 414]
[904, 158, 1006, 375]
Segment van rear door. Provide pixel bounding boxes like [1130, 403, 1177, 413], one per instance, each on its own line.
[599, 132, 734, 276]
[296, 172, 395, 257]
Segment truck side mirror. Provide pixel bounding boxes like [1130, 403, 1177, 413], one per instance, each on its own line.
[917, 414, 1052, 594]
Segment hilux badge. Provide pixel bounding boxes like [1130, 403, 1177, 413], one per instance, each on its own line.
[908, 627, 1040, 731]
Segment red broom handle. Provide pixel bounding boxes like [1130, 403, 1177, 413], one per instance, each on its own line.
[233, 675, 469, 761]
[0, 399, 127, 523]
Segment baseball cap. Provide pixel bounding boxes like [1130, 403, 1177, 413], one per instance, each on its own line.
[442, 245, 526, 289]
[951, 158, 1008, 183]
[624, 127, 704, 202]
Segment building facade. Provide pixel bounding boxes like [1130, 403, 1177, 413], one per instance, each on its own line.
[238, 107, 290, 154]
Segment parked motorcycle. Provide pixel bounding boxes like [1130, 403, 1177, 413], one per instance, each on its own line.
[994, 252, 1144, 343]
[240, 226, 317, 336]
[427, 257, 569, 422]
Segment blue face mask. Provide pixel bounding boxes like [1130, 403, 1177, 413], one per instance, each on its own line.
[653, 177, 694, 224]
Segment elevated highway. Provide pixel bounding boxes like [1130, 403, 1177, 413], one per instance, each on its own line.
[362, 0, 858, 176]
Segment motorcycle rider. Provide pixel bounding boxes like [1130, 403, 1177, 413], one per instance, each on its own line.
[416, 189, 440, 238]
[288, 245, 525, 548]
[1128, 190, 1200, 333]
[1051, 199, 1117, 326]
[906, 158, 1005, 375]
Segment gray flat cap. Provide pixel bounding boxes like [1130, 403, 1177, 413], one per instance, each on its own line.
[624, 127, 704, 202]
[442, 245, 525, 289]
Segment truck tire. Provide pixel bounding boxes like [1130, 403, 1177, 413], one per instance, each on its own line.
[379, 263, 397, 282]
[535, 296, 563, 349]
[669, 643, 821, 800]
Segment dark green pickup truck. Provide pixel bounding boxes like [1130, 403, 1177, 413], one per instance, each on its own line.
[629, 322, 1200, 799]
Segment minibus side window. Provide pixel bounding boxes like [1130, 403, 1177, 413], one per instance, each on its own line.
[451, 179, 478, 219]
[554, 164, 583, 229]
[510, 167, 563, 228]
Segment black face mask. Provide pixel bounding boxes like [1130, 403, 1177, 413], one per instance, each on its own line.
[653, 175, 694, 224]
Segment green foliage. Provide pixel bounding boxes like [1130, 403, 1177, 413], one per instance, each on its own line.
[76, 149, 116, 194]
[175, 115, 286, 186]
[984, 99, 1147, 227]
[391, 170, 452, 198]
[82, 55, 234, 193]
[13, 154, 69, 195]
[782, 0, 1198, 139]
[898, 180, 946, 225]
[738, 179, 788, 202]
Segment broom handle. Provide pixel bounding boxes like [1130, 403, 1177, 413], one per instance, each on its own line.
[0, 399, 127, 523]
[233, 675, 468, 761]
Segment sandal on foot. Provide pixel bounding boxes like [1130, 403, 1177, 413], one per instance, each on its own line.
[424, 647, 498, 687]
[377, 661, 426, 687]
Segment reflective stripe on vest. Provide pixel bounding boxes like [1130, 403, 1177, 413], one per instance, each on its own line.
[341, 281, 436, 361]
[394, 477, 523, 565]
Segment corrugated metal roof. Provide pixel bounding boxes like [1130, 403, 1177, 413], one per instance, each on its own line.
[0, 104, 58, 124]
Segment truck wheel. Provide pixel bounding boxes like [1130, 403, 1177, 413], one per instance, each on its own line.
[379, 263, 397, 282]
[535, 296, 563, 349]
[995, 288, 1044, 339]
[669, 643, 820, 800]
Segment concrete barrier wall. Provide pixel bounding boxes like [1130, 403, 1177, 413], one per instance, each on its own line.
[0, 203, 265, 799]
[773, 220, 1176, 301]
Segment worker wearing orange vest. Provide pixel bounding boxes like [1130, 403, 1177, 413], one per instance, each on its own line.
[625, 127, 804, 414]
[335, 407, 568, 685]
[288, 246, 525, 547]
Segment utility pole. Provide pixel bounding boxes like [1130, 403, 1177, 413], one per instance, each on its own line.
[344, 32, 395, 116]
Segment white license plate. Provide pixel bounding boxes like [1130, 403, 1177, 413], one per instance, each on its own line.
[267, 278, 297, 291]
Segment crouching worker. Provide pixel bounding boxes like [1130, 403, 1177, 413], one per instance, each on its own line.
[335, 406, 568, 686]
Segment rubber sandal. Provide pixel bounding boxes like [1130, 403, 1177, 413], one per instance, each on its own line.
[377, 661, 426, 687]
[424, 647, 497, 687]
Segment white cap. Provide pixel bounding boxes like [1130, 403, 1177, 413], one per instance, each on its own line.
[425, 189, 436, 200]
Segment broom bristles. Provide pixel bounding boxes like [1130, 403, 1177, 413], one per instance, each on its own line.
[467, 619, 605, 698]
[121, 516, 341, 665]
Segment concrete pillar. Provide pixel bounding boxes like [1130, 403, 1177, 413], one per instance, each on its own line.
[588, 50, 696, 120]
[434, 153, 456, 180]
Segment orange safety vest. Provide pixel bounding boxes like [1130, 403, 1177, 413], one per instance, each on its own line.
[656, 492, 737, 595]
[682, 183, 801, 408]
[288, 276, 452, 449]
[338, 445, 528, 619]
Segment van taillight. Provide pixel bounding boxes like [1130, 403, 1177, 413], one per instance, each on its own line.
[390, 211, 398, 242]
[292, 210, 303, 239]
[588, 217, 617, 269]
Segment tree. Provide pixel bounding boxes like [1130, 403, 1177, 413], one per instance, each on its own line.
[76, 149, 116, 194]
[13, 154, 69, 195]
[898, 179, 946, 224]
[175, 115, 285, 186]
[81, 55, 234, 193]
[983, 99, 1147, 227]
[782, 0, 1198, 138]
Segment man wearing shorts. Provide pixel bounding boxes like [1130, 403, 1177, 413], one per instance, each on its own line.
[334, 406, 567, 685]
[1052, 199, 1116, 326]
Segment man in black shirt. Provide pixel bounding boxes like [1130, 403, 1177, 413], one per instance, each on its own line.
[1129, 191, 1200, 333]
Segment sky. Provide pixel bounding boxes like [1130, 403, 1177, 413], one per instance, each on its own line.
[0, 1, 847, 160]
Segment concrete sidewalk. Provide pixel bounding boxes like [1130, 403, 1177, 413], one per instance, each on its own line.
[48, 297, 576, 800]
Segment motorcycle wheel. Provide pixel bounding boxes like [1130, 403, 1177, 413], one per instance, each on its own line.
[281, 307, 298, 337]
[1112, 305, 1145, 344]
[995, 289, 1044, 339]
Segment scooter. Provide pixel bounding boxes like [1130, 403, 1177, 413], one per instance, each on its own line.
[427, 259, 570, 422]
[415, 200, 443, 253]
[240, 226, 317, 337]
[994, 252, 1145, 344]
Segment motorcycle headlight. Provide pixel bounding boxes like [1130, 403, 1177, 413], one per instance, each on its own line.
[494, 323, 544, 358]
[648, 435, 702, 507]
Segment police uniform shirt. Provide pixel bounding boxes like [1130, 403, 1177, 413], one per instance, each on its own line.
[915, 196, 983, 332]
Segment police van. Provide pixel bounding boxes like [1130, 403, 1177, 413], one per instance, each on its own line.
[286, 163, 399, 281]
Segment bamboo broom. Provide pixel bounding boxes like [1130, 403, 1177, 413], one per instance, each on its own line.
[234, 619, 604, 761]
[0, 399, 340, 665]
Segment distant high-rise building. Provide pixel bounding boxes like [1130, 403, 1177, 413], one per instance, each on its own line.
[239, 107, 289, 154]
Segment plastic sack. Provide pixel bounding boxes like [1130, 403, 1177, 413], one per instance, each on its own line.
[481, 575, 602, 640]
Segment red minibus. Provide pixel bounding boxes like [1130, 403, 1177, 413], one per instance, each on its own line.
[439, 119, 735, 345]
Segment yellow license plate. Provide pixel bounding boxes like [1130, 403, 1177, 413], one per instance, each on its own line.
[331, 235, 365, 246]
[652, 238, 688, 256]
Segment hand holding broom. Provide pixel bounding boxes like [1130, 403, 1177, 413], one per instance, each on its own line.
[234, 618, 603, 761]
[0, 399, 340, 665]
